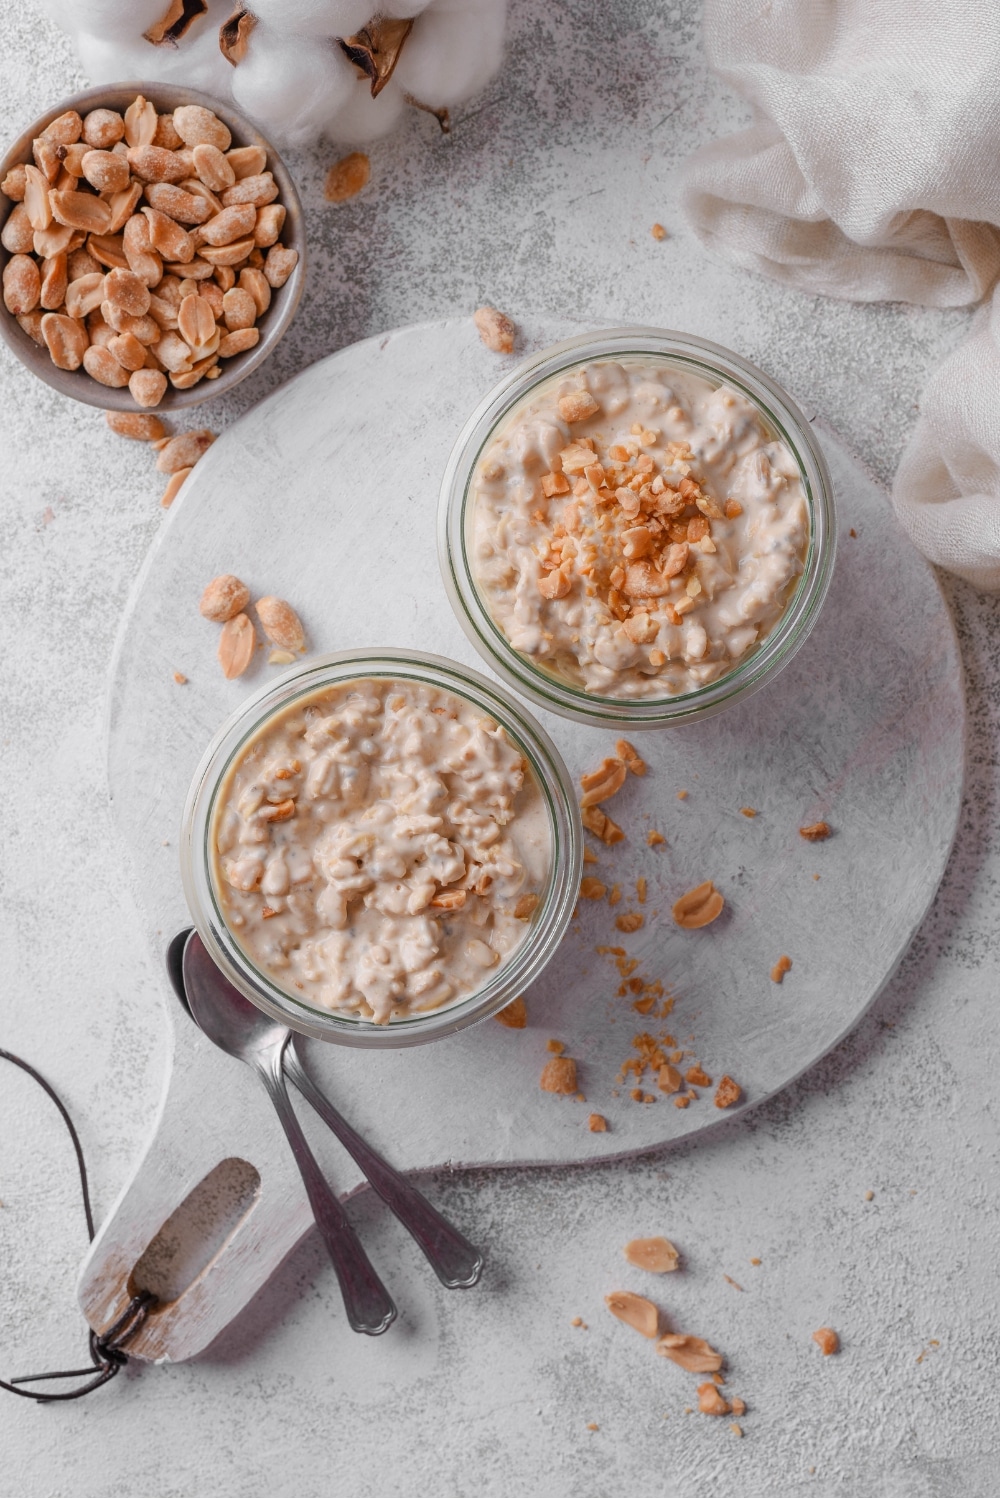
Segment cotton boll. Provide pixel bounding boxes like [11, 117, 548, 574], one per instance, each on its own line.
[231, 25, 357, 148]
[246, 0, 372, 38]
[327, 78, 407, 145]
[76, 10, 235, 99]
[393, 0, 507, 107]
[380, 0, 436, 18]
[35, 0, 167, 36]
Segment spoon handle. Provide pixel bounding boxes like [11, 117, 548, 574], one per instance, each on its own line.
[256, 1055, 396, 1336]
[286, 1043, 484, 1290]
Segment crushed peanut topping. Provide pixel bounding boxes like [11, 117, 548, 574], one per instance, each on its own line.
[495, 996, 527, 1029]
[623, 1237, 679, 1273]
[546, 1038, 566, 1054]
[605, 1291, 660, 1338]
[616, 739, 647, 776]
[540, 1056, 577, 1094]
[685, 1064, 712, 1088]
[579, 876, 607, 900]
[588, 1113, 608, 1132]
[771, 954, 792, 983]
[698, 1383, 731, 1417]
[672, 881, 724, 929]
[582, 806, 625, 844]
[800, 820, 832, 841]
[714, 1075, 742, 1109]
[647, 830, 665, 847]
[657, 1334, 724, 1373]
[813, 1327, 839, 1356]
[615, 911, 644, 933]
[740, 807, 757, 818]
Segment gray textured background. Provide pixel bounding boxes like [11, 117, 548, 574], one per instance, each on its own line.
[1, 2, 998, 1496]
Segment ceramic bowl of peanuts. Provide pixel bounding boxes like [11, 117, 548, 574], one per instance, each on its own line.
[0, 82, 304, 411]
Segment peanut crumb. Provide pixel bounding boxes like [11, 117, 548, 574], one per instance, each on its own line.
[731, 1397, 747, 1417]
[581, 805, 625, 845]
[658, 1334, 724, 1373]
[586, 1422, 599, 1431]
[615, 911, 644, 933]
[636, 877, 647, 903]
[723, 1275, 743, 1291]
[813, 1327, 839, 1356]
[673, 1094, 690, 1108]
[850, 527, 857, 537]
[540, 1056, 577, 1094]
[730, 1423, 744, 1437]
[771, 954, 792, 983]
[474, 304, 517, 355]
[583, 846, 599, 865]
[588, 1113, 608, 1132]
[616, 739, 647, 776]
[750, 1257, 761, 1266]
[605, 1291, 659, 1338]
[546, 1038, 566, 1054]
[677, 789, 688, 800]
[685, 1064, 712, 1087]
[714, 1075, 742, 1109]
[173, 671, 187, 684]
[324, 151, 370, 202]
[608, 884, 622, 905]
[865, 1190, 875, 1201]
[740, 807, 757, 818]
[697, 1383, 730, 1417]
[647, 830, 665, 847]
[623, 1236, 679, 1273]
[651, 222, 667, 240]
[495, 996, 527, 1029]
[571, 1316, 583, 1327]
[799, 820, 831, 842]
[579, 876, 607, 900]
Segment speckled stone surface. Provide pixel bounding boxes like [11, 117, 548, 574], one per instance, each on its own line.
[1, 2, 998, 1496]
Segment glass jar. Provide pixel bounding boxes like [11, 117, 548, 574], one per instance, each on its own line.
[181, 649, 581, 1047]
[438, 327, 836, 729]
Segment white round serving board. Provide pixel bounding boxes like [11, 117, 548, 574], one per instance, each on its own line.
[79, 316, 964, 1364]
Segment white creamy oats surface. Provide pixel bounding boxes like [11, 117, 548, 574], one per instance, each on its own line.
[212, 678, 550, 1023]
[470, 358, 810, 698]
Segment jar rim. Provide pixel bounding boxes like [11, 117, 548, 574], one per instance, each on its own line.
[180, 648, 582, 1047]
[438, 326, 837, 729]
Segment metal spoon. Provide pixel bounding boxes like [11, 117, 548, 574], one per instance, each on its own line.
[181, 931, 396, 1336]
[169, 931, 482, 1289]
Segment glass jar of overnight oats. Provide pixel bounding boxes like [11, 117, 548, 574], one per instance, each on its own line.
[439, 328, 836, 729]
[181, 650, 581, 1047]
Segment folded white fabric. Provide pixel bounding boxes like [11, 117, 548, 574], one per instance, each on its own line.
[683, 0, 1000, 587]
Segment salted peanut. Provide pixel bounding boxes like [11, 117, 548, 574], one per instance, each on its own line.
[263, 245, 298, 287]
[615, 912, 643, 933]
[672, 880, 724, 930]
[122, 214, 163, 286]
[33, 221, 76, 259]
[217, 613, 255, 678]
[540, 1055, 577, 1094]
[144, 181, 212, 224]
[558, 390, 600, 423]
[107, 331, 147, 372]
[198, 280, 224, 318]
[580, 757, 627, 808]
[238, 267, 271, 317]
[218, 327, 259, 358]
[474, 305, 516, 354]
[428, 888, 466, 911]
[191, 142, 235, 192]
[615, 739, 646, 776]
[221, 172, 278, 208]
[50, 189, 112, 235]
[80, 149, 129, 194]
[1, 203, 34, 253]
[198, 237, 254, 268]
[588, 1113, 608, 1132]
[541, 471, 570, 499]
[155, 330, 194, 374]
[658, 1063, 683, 1094]
[581, 805, 624, 845]
[16, 309, 45, 344]
[579, 876, 606, 900]
[160, 465, 192, 506]
[123, 96, 157, 149]
[102, 305, 159, 343]
[23, 164, 53, 231]
[83, 108, 125, 149]
[40, 313, 87, 370]
[624, 1237, 680, 1273]
[87, 233, 128, 269]
[697, 1383, 731, 1417]
[494, 996, 527, 1029]
[58, 143, 88, 178]
[813, 1327, 839, 1355]
[105, 182, 143, 236]
[799, 820, 831, 841]
[226, 144, 266, 179]
[173, 105, 231, 152]
[82, 343, 129, 387]
[255, 596, 305, 652]
[537, 568, 571, 600]
[221, 286, 255, 331]
[165, 256, 214, 280]
[32, 135, 62, 183]
[714, 1075, 741, 1109]
[41, 109, 83, 146]
[729, 1396, 747, 1417]
[212, 264, 235, 293]
[324, 151, 370, 203]
[2, 162, 27, 199]
[253, 203, 285, 247]
[104, 266, 151, 318]
[621, 559, 670, 598]
[771, 954, 792, 983]
[105, 409, 167, 441]
[200, 573, 251, 622]
[179, 177, 224, 215]
[177, 293, 216, 352]
[152, 112, 183, 150]
[39, 251, 67, 310]
[127, 146, 188, 184]
[657, 1334, 724, 1373]
[3, 255, 40, 315]
[67, 247, 101, 280]
[141, 207, 193, 264]
[200, 203, 256, 247]
[605, 1292, 659, 1338]
[156, 428, 216, 473]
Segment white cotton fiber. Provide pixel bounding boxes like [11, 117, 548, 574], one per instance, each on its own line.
[245, 0, 373, 39]
[34, 0, 167, 37]
[326, 77, 407, 145]
[393, 0, 506, 107]
[230, 24, 357, 147]
[380, 0, 436, 19]
[76, 6, 234, 98]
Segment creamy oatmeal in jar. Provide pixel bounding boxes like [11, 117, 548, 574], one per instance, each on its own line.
[470, 358, 810, 698]
[211, 677, 551, 1023]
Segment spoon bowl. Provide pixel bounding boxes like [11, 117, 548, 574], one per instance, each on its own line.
[182, 933, 288, 1064]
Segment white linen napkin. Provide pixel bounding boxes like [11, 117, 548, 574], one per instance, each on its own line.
[683, 0, 1000, 588]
